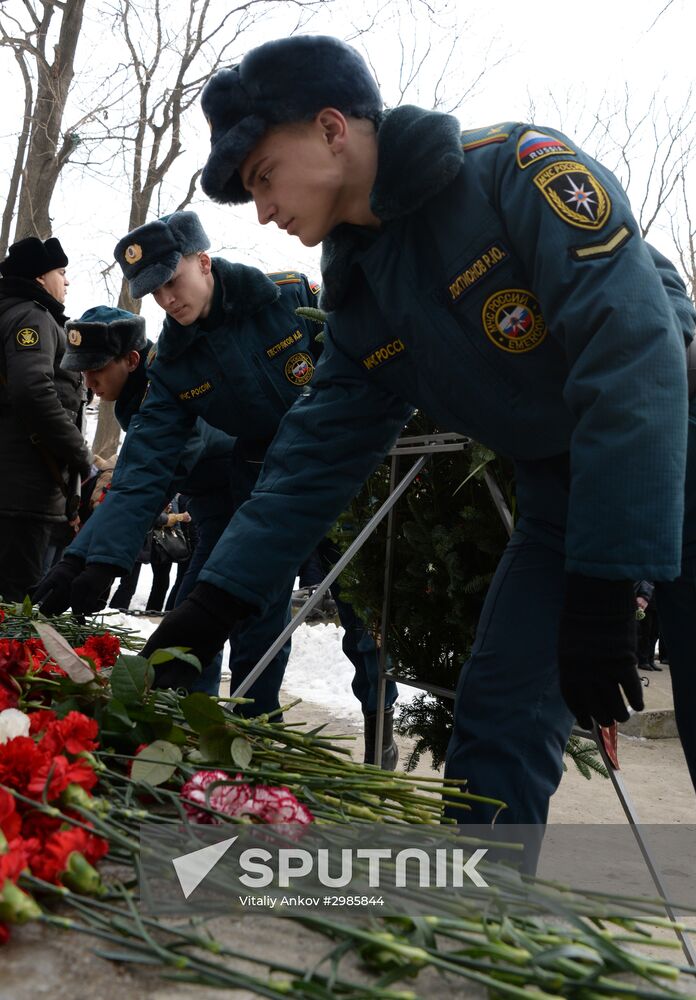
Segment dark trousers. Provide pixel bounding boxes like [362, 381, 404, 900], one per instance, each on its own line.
[147, 558, 172, 612]
[654, 562, 696, 791]
[110, 563, 142, 610]
[179, 472, 293, 712]
[444, 530, 575, 830]
[0, 518, 53, 602]
[637, 605, 659, 667]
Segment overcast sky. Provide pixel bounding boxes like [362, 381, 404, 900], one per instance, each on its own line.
[1, 0, 693, 330]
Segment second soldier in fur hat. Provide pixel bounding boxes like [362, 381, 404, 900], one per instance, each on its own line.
[34, 210, 325, 711]
[63, 306, 147, 398]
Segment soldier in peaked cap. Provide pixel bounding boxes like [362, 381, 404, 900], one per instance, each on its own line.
[0, 236, 91, 600]
[139, 35, 696, 850]
[34, 210, 326, 714]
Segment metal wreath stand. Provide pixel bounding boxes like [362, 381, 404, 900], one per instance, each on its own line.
[230, 430, 695, 965]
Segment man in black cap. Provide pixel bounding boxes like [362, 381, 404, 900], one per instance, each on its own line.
[0, 236, 91, 600]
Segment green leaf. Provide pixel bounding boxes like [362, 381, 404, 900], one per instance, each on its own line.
[32, 622, 97, 684]
[22, 595, 33, 617]
[164, 725, 188, 747]
[148, 647, 201, 671]
[199, 725, 232, 763]
[130, 740, 182, 786]
[181, 692, 226, 733]
[230, 736, 252, 770]
[110, 654, 155, 704]
[103, 698, 136, 730]
[53, 697, 81, 719]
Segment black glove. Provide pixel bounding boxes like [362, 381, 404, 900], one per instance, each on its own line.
[32, 555, 85, 615]
[558, 574, 644, 730]
[143, 582, 252, 691]
[69, 563, 120, 615]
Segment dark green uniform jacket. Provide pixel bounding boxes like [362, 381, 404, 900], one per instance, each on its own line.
[68, 337, 237, 561]
[0, 277, 90, 521]
[196, 107, 696, 610]
[68, 259, 320, 571]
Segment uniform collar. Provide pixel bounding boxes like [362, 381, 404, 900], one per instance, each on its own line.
[0, 275, 68, 324]
[114, 338, 153, 429]
[156, 258, 280, 361]
[320, 105, 464, 310]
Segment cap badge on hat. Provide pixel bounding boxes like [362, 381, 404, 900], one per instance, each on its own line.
[125, 244, 143, 264]
[68, 329, 82, 346]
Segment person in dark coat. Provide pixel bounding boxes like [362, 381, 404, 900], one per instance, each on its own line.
[126, 37, 696, 847]
[0, 236, 91, 600]
[34, 217, 322, 715]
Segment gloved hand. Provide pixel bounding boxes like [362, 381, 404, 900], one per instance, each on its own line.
[70, 563, 120, 614]
[558, 574, 644, 730]
[32, 555, 85, 615]
[142, 582, 253, 691]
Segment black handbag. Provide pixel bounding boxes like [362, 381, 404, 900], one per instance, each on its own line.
[151, 523, 190, 563]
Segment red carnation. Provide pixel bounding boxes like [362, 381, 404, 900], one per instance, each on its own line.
[0, 640, 33, 678]
[37, 712, 99, 758]
[0, 841, 31, 885]
[28, 709, 57, 736]
[19, 810, 62, 843]
[73, 633, 120, 670]
[0, 736, 41, 792]
[30, 827, 108, 885]
[0, 789, 20, 842]
[0, 686, 17, 712]
[28, 754, 98, 801]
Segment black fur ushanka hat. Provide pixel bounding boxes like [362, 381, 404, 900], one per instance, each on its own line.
[201, 35, 383, 205]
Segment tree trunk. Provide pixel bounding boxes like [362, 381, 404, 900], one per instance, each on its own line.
[90, 400, 121, 461]
[13, 0, 87, 241]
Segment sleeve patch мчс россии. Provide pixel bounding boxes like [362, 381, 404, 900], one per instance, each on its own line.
[532, 161, 611, 230]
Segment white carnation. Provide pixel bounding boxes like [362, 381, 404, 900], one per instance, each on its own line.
[0, 707, 31, 744]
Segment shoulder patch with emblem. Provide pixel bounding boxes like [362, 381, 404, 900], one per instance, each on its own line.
[284, 352, 314, 386]
[516, 129, 576, 169]
[15, 328, 40, 350]
[267, 271, 301, 286]
[461, 122, 513, 152]
[482, 289, 548, 353]
[533, 161, 611, 230]
[146, 345, 157, 366]
[309, 280, 320, 295]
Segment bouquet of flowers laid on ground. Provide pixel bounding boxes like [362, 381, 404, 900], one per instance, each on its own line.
[0, 706, 109, 943]
[0, 631, 121, 712]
